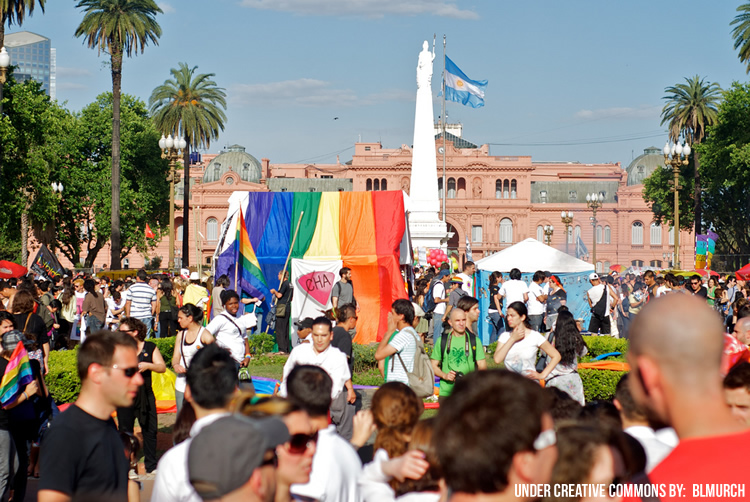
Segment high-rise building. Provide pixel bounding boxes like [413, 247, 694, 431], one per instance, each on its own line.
[4, 31, 55, 100]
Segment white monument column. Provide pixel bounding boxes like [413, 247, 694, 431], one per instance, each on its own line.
[408, 41, 448, 250]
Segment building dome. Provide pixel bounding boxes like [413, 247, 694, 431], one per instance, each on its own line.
[203, 144, 262, 183]
[626, 146, 664, 186]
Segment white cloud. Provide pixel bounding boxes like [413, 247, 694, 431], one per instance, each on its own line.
[239, 0, 478, 19]
[57, 82, 88, 91]
[574, 105, 661, 121]
[56, 66, 92, 78]
[229, 79, 413, 107]
[158, 2, 176, 13]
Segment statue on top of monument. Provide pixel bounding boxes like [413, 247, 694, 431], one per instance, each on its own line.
[416, 40, 434, 90]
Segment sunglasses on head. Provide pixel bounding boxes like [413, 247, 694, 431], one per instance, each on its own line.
[111, 365, 138, 378]
[286, 431, 318, 455]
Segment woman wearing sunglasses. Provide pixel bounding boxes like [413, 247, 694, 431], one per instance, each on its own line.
[235, 394, 317, 502]
[116, 317, 166, 474]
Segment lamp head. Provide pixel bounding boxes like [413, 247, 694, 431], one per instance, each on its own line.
[158, 134, 166, 149]
[683, 142, 691, 156]
[0, 48, 10, 69]
[165, 134, 174, 149]
[663, 142, 670, 156]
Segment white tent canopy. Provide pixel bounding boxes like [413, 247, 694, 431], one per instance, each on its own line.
[476, 238, 594, 273]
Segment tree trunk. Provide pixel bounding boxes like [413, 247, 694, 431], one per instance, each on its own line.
[694, 151, 702, 237]
[182, 135, 190, 267]
[110, 48, 123, 270]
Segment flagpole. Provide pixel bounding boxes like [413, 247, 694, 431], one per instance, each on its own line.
[271, 211, 305, 309]
[442, 34, 447, 226]
[234, 209, 240, 291]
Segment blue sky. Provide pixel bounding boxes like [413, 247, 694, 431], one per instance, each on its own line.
[10, 0, 750, 166]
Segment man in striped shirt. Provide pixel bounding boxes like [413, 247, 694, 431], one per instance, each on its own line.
[124, 269, 157, 337]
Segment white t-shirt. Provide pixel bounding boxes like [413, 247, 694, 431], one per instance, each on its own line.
[205, 312, 256, 364]
[433, 282, 447, 315]
[624, 426, 674, 473]
[291, 424, 362, 502]
[106, 297, 125, 324]
[527, 282, 546, 316]
[499, 279, 529, 308]
[498, 330, 546, 374]
[279, 344, 351, 399]
[587, 284, 610, 312]
[457, 273, 473, 295]
[386, 327, 418, 385]
[656, 285, 670, 297]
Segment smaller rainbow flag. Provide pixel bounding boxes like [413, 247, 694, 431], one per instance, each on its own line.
[0, 342, 33, 408]
[236, 210, 270, 301]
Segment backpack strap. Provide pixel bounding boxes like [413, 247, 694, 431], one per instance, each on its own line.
[221, 312, 244, 339]
[440, 330, 450, 369]
[467, 330, 478, 371]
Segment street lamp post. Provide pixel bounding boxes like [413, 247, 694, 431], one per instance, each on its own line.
[0, 47, 10, 115]
[51, 182, 63, 254]
[159, 134, 187, 271]
[586, 193, 604, 269]
[663, 140, 690, 270]
[560, 211, 574, 255]
[662, 252, 673, 269]
[543, 225, 554, 246]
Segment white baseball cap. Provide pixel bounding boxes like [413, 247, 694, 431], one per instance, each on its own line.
[589, 272, 600, 281]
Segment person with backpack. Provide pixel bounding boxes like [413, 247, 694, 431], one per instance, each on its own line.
[423, 270, 451, 343]
[430, 308, 487, 403]
[374, 299, 435, 398]
[205, 290, 255, 371]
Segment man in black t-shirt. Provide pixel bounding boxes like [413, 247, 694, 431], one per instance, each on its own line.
[331, 303, 357, 440]
[39, 330, 143, 502]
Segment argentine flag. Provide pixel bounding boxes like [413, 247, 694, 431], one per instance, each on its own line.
[444, 56, 488, 108]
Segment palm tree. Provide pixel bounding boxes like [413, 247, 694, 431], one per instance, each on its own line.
[732, 3, 750, 73]
[149, 63, 227, 267]
[660, 75, 722, 236]
[0, 0, 45, 49]
[75, 0, 162, 270]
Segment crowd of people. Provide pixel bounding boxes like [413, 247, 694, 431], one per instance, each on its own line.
[0, 262, 746, 501]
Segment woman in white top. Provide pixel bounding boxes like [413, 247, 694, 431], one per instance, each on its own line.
[106, 290, 126, 330]
[172, 303, 214, 412]
[493, 301, 561, 381]
[545, 309, 588, 405]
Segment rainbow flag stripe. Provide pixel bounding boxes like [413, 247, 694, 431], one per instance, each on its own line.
[0, 342, 34, 407]
[236, 210, 270, 302]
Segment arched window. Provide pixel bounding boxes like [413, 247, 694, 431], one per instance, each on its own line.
[650, 260, 662, 268]
[500, 218, 513, 243]
[381, 179, 387, 190]
[632, 260, 644, 267]
[447, 178, 456, 199]
[668, 227, 675, 245]
[604, 226, 611, 244]
[604, 261, 611, 271]
[374, 179, 380, 191]
[206, 218, 218, 241]
[596, 225, 603, 244]
[457, 177, 466, 196]
[438, 178, 443, 199]
[596, 262, 603, 273]
[632, 221, 644, 245]
[537, 225, 544, 242]
[366, 179, 372, 191]
[650, 223, 662, 245]
[495, 180, 502, 199]
[503, 179, 509, 199]
[510, 179, 517, 199]
[177, 224, 183, 242]
[574, 225, 581, 243]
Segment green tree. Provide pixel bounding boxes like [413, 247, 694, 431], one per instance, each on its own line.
[55, 93, 170, 267]
[0, 0, 45, 50]
[642, 160, 695, 231]
[149, 62, 227, 267]
[695, 82, 750, 270]
[660, 75, 721, 236]
[731, 3, 750, 73]
[74, 0, 162, 270]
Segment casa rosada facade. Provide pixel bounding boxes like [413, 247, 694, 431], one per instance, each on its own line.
[50, 138, 693, 273]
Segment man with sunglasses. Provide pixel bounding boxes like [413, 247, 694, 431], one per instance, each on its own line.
[688, 274, 707, 298]
[188, 414, 289, 502]
[39, 330, 144, 502]
[151, 344, 238, 502]
[286, 365, 362, 502]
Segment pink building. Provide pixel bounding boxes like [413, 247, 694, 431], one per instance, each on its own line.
[50, 135, 693, 273]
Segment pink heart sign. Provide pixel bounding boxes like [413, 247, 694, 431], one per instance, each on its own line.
[297, 271, 336, 306]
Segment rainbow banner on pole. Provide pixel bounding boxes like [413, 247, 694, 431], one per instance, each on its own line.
[217, 191, 407, 344]
[236, 210, 270, 302]
[0, 342, 33, 408]
[695, 235, 708, 270]
[707, 230, 718, 270]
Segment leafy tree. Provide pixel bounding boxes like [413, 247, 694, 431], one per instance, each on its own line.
[660, 75, 721, 236]
[0, 0, 45, 50]
[642, 160, 695, 232]
[149, 62, 227, 266]
[74, 0, 162, 269]
[731, 3, 750, 73]
[694, 82, 750, 270]
[53, 93, 170, 267]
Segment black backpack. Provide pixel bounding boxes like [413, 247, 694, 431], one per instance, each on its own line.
[439, 329, 479, 371]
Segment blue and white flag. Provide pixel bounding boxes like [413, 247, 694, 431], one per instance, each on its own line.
[466, 234, 472, 258]
[444, 56, 488, 108]
[576, 235, 589, 260]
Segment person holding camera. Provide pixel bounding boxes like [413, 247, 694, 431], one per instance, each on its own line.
[430, 308, 487, 404]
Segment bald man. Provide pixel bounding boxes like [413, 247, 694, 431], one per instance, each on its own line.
[732, 317, 750, 347]
[625, 294, 750, 501]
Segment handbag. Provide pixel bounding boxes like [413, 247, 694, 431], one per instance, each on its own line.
[275, 303, 287, 318]
[535, 331, 555, 373]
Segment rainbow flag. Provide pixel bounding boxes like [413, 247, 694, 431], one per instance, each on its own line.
[0, 342, 33, 408]
[236, 210, 271, 302]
